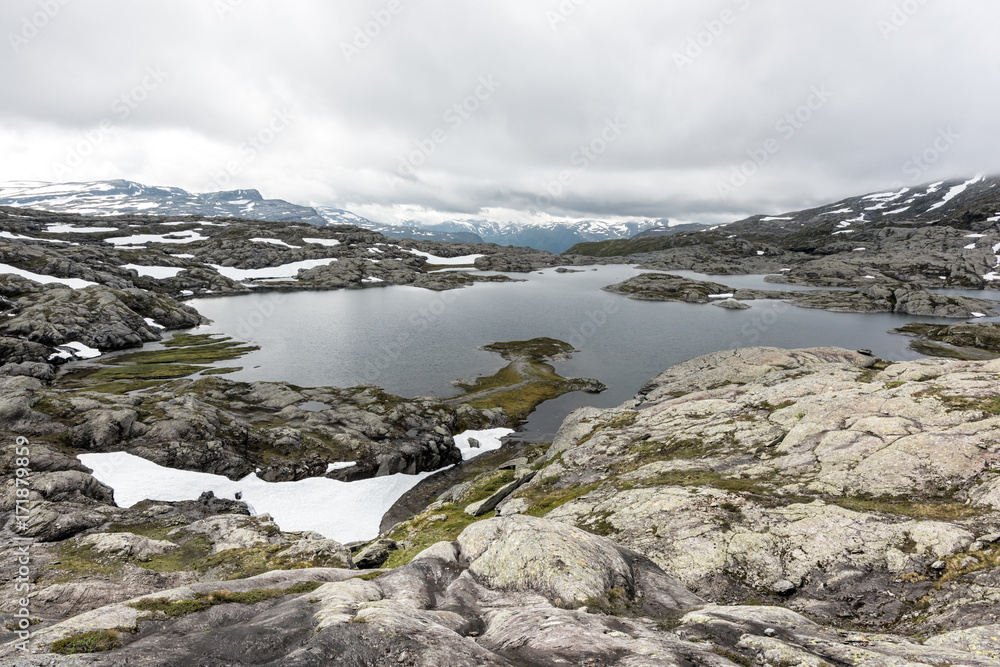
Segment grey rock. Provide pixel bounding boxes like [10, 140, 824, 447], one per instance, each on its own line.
[354, 538, 398, 569]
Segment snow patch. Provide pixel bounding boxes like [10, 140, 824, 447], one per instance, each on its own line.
[0, 263, 96, 289]
[407, 250, 484, 265]
[123, 264, 184, 279]
[49, 341, 101, 361]
[250, 238, 301, 249]
[929, 175, 983, 211]
[302, 238, 342, 247]
[144, 317, 165, 330]
[454, 428, 514, 461]
[45, 224, 117, 234]
[105, 230, 208, 245]
[211, 258, 339, 281]
[77, 452, 438, 544]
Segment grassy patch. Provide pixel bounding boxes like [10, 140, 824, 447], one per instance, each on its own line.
[202, 366, 243, 375]
[58, 334, 258, 392]
[617, 469, 771, 496]
[515, 477, 600, 517]
[130, 582, 323, 619]
[481, 337, 576, 361]
[383, 505, 492, 569]
[49, 542, 125, 582]
[629, 436, 714, 467]
[583, 586, 641, 617]
[454, 338, 603, 424]
[832, 496, 981, 521]
[51, 629, 123, 655]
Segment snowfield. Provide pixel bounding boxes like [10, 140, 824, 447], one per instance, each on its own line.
[210, 258, 339, 281]
[123, 264, 185, 279]
[78, 428, 514, 542]
[0, 263, 96, 288]
[79, 451, 438, 543]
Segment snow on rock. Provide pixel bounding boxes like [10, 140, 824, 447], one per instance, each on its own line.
[210, 258, 338, 281]
[302, 238, 341, 247]
[361, 277, 384, 284]
[250, 238, 301, 248]
[326, 462, 357, 473]
[406, 250, 484, 265]
[0, 231, 72, 244]
[453, 428, 515, 461]
[49, 341, 102, 361]
[105, 230, 208, 245]
[123, 264, 185, 279]
[965, 244, 978, 250]
[45, 223, 117, 234]
[929, 175, 983, 211]
[0, 263, 97, 289]
[972, 312, 987, 318]
[144, 317, 165, 330]
[761, 216, 792, 221]
[708, 294, 735, 299]
[78, 452, 438, 543]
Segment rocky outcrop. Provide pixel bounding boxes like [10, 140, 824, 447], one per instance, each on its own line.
[497, 347, 1000, 634]
[5, 514, 1000, 665]
[604, 273, 999, 317]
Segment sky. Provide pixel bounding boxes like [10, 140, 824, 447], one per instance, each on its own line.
[0, 0, 997, 227]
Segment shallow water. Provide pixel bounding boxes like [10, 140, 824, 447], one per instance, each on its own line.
[189, 266, 1000, 441]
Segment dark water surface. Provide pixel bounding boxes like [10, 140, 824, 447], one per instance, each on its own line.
[189, 266, 1000, 441]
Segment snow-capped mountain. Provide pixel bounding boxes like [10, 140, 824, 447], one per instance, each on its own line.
[0, 180, 329, 225]
[313, 207, 484, 243]
[727, 175, 1000, 240]
[0, 180, 679, 252]
[413, 218, 665, 253]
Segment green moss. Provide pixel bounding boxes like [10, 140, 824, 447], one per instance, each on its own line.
[58, 335, 258, 392]
[583, 586, 638, 616]
[448, 337, 604, 425]
[202, 366, 243, 375]
[619, 469, 770, 495]
[51, 629, 123, 655]
[481, 337, 576, 361]
[383, 505, 492, 569]
[466, 469, 516, 499]
[710, 647, 754, 667]
[831, 496, 981, 521]
[49, 543, 124, 582]
[130, 582, 323, 619]
[515, 477, 600, 517]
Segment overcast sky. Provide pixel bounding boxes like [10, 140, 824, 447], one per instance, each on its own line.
[1, 0, 997, 226]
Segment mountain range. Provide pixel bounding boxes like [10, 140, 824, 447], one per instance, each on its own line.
[0, 180, 672, 252]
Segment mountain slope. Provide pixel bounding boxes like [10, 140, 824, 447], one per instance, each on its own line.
[0, 180, 329, 225]
[0, 181, 484, 244]
[421, 218, 663, 253]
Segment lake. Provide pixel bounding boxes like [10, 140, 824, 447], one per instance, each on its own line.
[189, 266, 1000, 442]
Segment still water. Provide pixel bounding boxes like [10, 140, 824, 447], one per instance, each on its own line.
[189, 266, 999, 441]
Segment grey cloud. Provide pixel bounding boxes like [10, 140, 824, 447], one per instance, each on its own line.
[1, 0, 998, 224]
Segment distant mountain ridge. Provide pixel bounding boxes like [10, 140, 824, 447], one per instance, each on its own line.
[0, 180, 672, 250]
[415, 217, 667, 253]
[0, 179, 330, 225]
